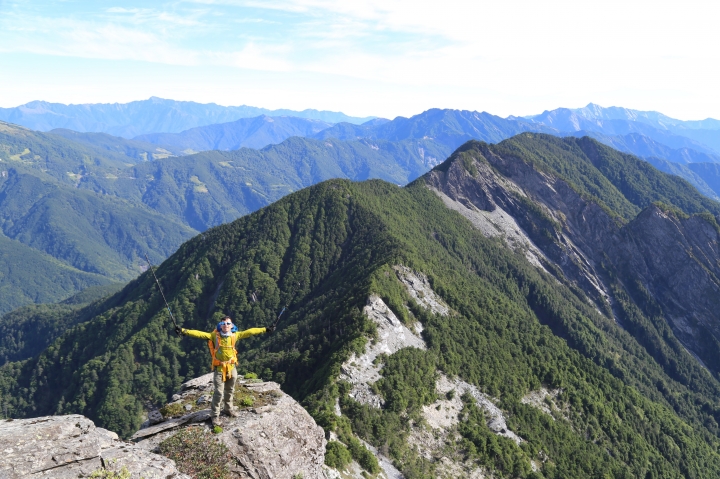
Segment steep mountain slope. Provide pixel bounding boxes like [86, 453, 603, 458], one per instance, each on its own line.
[80, 136, 449, 230]
[0, 122, 197, 311]
[425, 134, 720, 376]
[4, 136, 720, 477]
[0, 234, 111, 315]
[134, 115, 333, 151]
[0, 97, 374, 137]
[0, 283, 124, 364]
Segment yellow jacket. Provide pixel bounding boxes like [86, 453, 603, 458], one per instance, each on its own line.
[182, 327, 267, 361]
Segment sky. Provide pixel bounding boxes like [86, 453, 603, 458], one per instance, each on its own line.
[1, 0, 719, 120]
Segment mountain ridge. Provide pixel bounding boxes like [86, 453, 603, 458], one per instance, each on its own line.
[0, 97, 375, 138]
[3, 134, 720, 477]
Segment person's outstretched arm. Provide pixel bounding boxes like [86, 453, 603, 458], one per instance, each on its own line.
[177, 327, 212, 340]
[235, 327, 267, 340]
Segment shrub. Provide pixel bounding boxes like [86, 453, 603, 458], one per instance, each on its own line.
[325, 441, 352, 470]
[244, 372, 258, 379]
[159, 427, 231, 479]
[160, 402, 184, 418]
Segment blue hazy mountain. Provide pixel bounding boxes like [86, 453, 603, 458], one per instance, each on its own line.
[0, 97, 375, 138]
[644, 158, 720, 201]
[313, 108, 558, 150]
[565, 131, 720, 164]
[523, 104, 720, 155]
[133, 115, 334, 151]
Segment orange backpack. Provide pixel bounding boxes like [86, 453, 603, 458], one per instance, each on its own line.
[207, 331, 237, 382]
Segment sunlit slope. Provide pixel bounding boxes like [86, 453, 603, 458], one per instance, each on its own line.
[0, 234, 110, 314]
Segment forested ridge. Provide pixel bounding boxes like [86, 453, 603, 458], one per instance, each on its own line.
[3, 135, 720, 477]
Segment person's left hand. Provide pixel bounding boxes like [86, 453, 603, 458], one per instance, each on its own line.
[266, 325, 275, 334]
[175, 326, 183, 336]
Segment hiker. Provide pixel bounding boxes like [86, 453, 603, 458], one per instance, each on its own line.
[176, 317, 274, 426]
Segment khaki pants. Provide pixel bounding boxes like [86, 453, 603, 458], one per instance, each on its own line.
[211, 366, 237, 418]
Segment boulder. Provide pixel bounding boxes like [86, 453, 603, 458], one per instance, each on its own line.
[0, 415, 189, 479]
[134, 378, 327, 479]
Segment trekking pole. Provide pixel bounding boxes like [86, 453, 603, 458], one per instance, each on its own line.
[145, 253, 180, 333]
[269, 281, 300, 331]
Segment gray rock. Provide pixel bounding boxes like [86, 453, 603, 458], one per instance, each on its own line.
[0, 415, 190, 479]
[179, 372, 214, 391]
[147, 409, 164, 425]
[136, 380, 326, 479]
[131, 409, 212, 440]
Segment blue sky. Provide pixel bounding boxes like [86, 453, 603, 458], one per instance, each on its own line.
[1, 0, 719, 119]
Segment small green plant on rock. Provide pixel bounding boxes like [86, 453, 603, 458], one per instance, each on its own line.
[239, 395, 254, 407]
[159, 427, 231, 479]
[159, 402, 184, 418]
[89, 466, 131, 479]
[244, 372, 258, 379]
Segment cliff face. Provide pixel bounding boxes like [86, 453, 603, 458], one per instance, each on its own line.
[425, 141, 720, 375]
[133, 373, 327, 479]
[0, 374, 327, 479]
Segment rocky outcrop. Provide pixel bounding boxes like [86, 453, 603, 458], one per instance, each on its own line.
[134, 373, 327, 479]
[0, 374, 328, 479]
[0, 415, 189, 479]
[425, 143, 720, 374]
[339, 294, 427, 408]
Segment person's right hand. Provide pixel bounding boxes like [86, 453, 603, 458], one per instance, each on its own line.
[266, 325, 275, 334]
[175, 326, 183, 336]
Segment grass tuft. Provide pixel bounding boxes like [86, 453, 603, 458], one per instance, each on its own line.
[159, 427, 231, 479]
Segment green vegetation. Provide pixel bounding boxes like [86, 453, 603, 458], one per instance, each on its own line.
[3, 134, 720, 476]
[325, 440, 353, 470]
[0, 234, 111, 315]
[158, 427, 231, 479]
[89, 465, 131, 479]
[0, 282, 123, 364]
[490, 133, 720, 221]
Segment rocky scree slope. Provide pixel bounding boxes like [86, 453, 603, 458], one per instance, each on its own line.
[5, 139, 720, 477]
[423, 134, 720, 377]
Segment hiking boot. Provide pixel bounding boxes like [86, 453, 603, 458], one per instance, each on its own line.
[211, 416, 221, 427]
[225, 409, 240, 418]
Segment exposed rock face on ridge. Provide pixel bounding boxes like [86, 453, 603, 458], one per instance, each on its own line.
[133, 373, 327, 479]
[425, 139, 720, 373]
[339, 294, 427, 408]
[0, 415, 189, 478]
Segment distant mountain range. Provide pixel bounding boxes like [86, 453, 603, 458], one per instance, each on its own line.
[0, 97, 375, 138]
[0, 121, 447, 312]
[4, 100, 720, 313]
[134, 115, 334, 151]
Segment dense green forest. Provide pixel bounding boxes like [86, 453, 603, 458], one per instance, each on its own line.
[0, 120, 447, 312]
[0, 283, 124, 364]
[3, 133, 720, 476]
